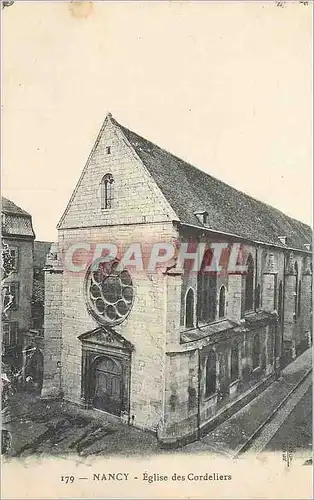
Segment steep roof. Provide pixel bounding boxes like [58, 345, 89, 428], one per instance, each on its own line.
[1, 197, 31, 217]
[1, 197, 35, 238]
[113, 117, 311, 251]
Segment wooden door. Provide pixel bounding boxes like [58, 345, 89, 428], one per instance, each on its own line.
[92, 356, 122, 416]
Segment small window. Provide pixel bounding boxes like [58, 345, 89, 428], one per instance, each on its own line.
[194, 210, 209, 225]
[185, 288, 194, 328]
[219, 286, 226, 318]
[9, 247, 18, 271]
[253, 333, 260, 369]
[1, 244, 18, 274]
[101, 173, 114, 209]
[230, 344, 239, 382]
[205, 349, 217, 398]
[2, 282, 19, 310]
[106, 146, 111, 155]
[2, 321, 18, 347]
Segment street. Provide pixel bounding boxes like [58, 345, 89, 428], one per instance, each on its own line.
[265, 385, 312, 452]
[2, 368, 312, 459]
[242, 373, 312, 461]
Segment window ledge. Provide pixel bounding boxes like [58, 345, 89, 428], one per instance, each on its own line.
[243, 309, 255, 316]
[229, 378, 240, 387]
[204, 392, 217, 403]
[198, 318, 228, 328]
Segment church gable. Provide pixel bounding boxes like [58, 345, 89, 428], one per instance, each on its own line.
[57, 114, 177, 230]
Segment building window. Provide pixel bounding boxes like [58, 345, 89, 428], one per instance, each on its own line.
[205, 349, 217, 398]
[8, 247, 18, 271]
[106, 146, 111, 155]
[244, 254, 254, 312]
[185, 288, 194, 328]
[1, 243, 18, 274]
[255, 283, 261, 310]
[197, 249, 217, 323]
[194, 210, 209, 225]
[230, 344, 239, 382]
[2, 321, 18, 347]
[278, 281, 283, 321]
[297, 281, 301, 317]
[2, 282, 19, 310]
[101, 173, 114, 209]
[253, 332, 260, 369]
[218, 286, 226, 318]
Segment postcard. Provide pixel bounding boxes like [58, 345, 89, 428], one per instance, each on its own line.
[1, 1, 313, 499]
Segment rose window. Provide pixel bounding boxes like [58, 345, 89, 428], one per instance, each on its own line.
[85, 260, 134, 325]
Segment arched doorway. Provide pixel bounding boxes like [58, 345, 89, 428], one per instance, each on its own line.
[91, 356, 123, 415]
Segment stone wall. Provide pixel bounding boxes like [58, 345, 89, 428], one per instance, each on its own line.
[51, 222, 178, 431]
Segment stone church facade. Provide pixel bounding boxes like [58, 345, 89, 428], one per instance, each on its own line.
[42, 113, 312, 446]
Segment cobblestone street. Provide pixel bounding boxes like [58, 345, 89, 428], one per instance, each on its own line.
[2, 392, 160, 458]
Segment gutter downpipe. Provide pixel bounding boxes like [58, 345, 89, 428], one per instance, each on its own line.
[197, 349, 201, 440]
[281, 252, 287, 369]
[255, 247, 258, 310]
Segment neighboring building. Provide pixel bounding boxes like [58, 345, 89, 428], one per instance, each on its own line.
[21, 240, 52, 392]
[31, 240, 53, 331]
[42, 113, 312, 447]
[1, 197, 35, 367]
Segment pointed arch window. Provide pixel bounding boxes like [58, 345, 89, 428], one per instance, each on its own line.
[205, 349, 217, 398]
[185, 288, 194, 328]
[244, 254, 254, 312]
[197, 249, 217, 323]
[101, 173, 114, 209]
[219, 286, 226, 318]
[253, 332, 260, 369]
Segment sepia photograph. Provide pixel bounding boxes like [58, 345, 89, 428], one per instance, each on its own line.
[1, 1, 313, 499]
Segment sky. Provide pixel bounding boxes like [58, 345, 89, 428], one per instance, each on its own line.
[2, 1, 313, 241]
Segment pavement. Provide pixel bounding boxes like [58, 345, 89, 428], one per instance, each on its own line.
[183, 347, 312, 457]
[2, 347, 312, 458]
